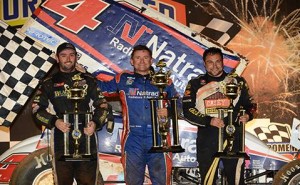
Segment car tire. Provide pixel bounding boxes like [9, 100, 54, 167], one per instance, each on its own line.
[9, 147, 104, 185]
[9, 148, 53, 185]
[273, 159, 300, 185]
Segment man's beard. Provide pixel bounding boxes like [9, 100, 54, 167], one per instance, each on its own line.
[61, 63, 76, 72]
[208, 70, 223, 77]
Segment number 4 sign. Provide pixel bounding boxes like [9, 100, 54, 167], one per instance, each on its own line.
[42, 0, 109, 33]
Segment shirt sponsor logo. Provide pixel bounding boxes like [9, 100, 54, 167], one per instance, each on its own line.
[128, 88, 159, 97]
[126, 77, 134, 85]
[54, 90, 68, 97]
[204, 92, 230, 114]
[205, 98, 230, 108]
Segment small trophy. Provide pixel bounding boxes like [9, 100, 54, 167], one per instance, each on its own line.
[61, 74, 94, 161]
[148, 60, 184, 153]
[215, 77, 249, 159]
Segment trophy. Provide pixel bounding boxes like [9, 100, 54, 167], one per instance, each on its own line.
[61, 74, 95, 161]
[148, 60, 185, 153]
[215, 76, 249, 159]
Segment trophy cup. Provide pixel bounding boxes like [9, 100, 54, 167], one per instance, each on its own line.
[148, 60, 185, 153]
[215, 77, 249, 159]
[61, 74, 95, 161]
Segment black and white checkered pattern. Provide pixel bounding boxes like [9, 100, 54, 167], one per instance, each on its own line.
[254, 123, 291, 143]
[189, 16, 240, 46]
[0, 20, 56, 127]
[0, 126, 17, 154]
[175, 1, 241, 45]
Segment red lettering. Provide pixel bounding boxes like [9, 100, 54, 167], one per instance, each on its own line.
[205, 99, 230, 108]
[42, 0, 109, 33]
[121, 24, 153, 45]
[0, 154, 28, 182]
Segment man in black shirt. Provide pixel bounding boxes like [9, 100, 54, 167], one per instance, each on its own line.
[32, 42, 108, 185]
[182, 47, 255, 185]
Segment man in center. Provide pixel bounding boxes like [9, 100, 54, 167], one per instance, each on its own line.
[99, 45, 178, 185]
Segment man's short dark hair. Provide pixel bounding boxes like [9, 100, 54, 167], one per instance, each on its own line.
[203, 47, 223, 61]
[131, 45, 152, 59]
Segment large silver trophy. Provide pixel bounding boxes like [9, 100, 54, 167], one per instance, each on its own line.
[148, 60, 184, 153]
[61, 74, 94, 161]
[215, 76, 249, 159]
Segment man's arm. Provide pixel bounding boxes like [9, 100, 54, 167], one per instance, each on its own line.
[97, 74, 121, 98]
[89, 76, 110, 130]
[32, 81, 57, 129]
[239, 77, 256, 122]
[182, 79, 212, 127]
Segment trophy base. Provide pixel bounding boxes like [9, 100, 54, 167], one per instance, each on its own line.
[149, 145, 185, 153]
[59, 154, 96, 162]
[214, 152, 250, 160]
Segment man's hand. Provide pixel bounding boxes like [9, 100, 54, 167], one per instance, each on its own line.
[84, 121, 96, 136]
[75, 63, 86, 73]
[157, 107, 168, 120]
[239, 114, 250, 124]
[210, 117, 225, 128]
[55, 119, 71, 133]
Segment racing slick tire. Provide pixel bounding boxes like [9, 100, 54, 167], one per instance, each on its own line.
[9, 147, 53, 185]
[9, 147, 104, 185]
[273, 159, 300, 185]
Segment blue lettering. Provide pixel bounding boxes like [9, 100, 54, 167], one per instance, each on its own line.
[3, 0, 19, 20]
[23, 0, 39, 17]
[2, 0, 41, 21]
[159, 4, 175, 19]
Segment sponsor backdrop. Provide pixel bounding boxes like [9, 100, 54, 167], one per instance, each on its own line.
[0, 0, 299, 169]
[0, 0, 44, 27]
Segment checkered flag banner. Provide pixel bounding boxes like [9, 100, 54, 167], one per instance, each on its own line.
[190, 17, 240, 46]
[177, 1, 241, 45]
[254, 123, 291, 143]
[0, 20, 56, 127]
